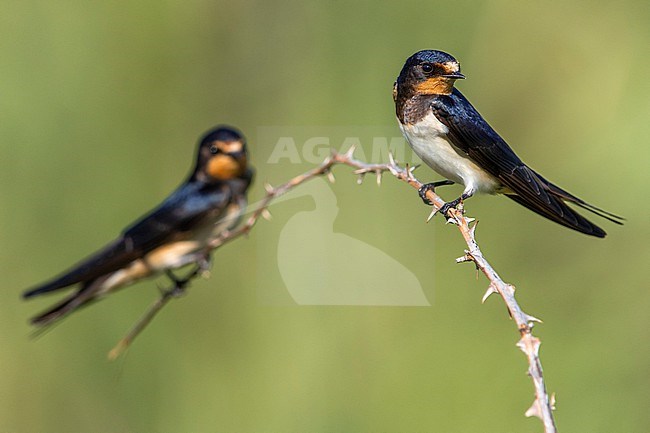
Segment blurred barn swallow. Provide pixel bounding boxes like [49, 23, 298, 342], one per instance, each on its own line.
[23, 126, 254, 326]
[394, 49, 623, 237]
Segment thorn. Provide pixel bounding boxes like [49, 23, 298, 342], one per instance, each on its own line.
[516, 335, 541, 357]
[264, 182, 274, 194]
[482, 283, 498, 303]
[550, 393, 556, 410]
[326, 170, 336, 184]
[426, 206, 438, 223]
[525, 399, 542, 419]
[356, 174, 365, 185]
[468, 219, 478, 237]
[352, 168, 368, 175]
[375, 170, 382, 186]
[525, 314, 543, 324]
[516, 338, 525, 353]
[410, 164, 421, 172]
[445, 217, 458, 225]
[455, 254, 471, 264]
[261, 208, 273, 221]
[388, 151, 396, 166]
[455, 250, 472, 264]
[404, 163, 412, 180]
[344, 144, 357, 159]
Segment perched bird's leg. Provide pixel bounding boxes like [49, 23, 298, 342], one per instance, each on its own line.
[439, 192, 473, 218]
[163, 252, 213, 296]
[196, 253, 212, 277]
[418, 180, 455, 205]
[164, 269, 193, 297]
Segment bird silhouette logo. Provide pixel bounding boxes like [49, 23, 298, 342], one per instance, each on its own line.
[277, 178, 429, 306]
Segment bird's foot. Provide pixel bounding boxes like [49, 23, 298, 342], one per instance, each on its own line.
[164, 270, 191, 297]
[197, 253, 212, 278]
[438, 198, 462, 218]
[439, 193, 472, 220]
[162, 253, 213, 296]
[418, 180, 455, 205]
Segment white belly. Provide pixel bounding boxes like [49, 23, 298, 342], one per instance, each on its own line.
[399, 112, 501, 195]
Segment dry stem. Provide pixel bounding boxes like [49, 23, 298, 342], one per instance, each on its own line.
[109, 147, 557, 432]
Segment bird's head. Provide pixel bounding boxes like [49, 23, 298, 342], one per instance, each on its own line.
[394, 50, 465, 99]
[194, 126, 249, 182]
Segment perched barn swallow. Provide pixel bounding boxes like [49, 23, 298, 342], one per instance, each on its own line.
[23, 126, 253, 326]
[394, 50, 623, 237]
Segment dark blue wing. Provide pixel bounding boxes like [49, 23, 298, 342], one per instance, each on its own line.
[23, 182, 231, 297]
[430, 88, 607, 237]
[123, 181, 231, 250]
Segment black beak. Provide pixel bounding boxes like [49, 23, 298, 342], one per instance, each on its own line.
[443, 72, 465, 80]
[229, 150, 246, 160]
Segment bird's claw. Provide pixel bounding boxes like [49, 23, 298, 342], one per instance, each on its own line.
[439, 202, 456, 217]
[197, 254, 212, 277]
[164, 270, 191, 296]
[418, 185, 435, 206]
[438, 197, 464, 220]
[418, 180, 455, 205]
[426, 200, 463, 223]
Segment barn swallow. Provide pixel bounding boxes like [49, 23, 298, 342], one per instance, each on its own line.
[394, 50, 623, 237]
[23, 126, 254, 326]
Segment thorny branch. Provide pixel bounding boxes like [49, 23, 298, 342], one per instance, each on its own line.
[109, 147, 557, 432]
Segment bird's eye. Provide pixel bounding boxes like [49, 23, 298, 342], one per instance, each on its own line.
[421, 63, 434, 73]
[209, 145, 219, 154]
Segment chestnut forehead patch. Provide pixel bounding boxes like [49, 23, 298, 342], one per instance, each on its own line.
[214, 140, 244, 153]
[440, 61, 460, 74]
[210, 140, 244, 153]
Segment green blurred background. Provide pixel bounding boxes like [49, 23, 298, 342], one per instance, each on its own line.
[1, 1, 649, 432]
